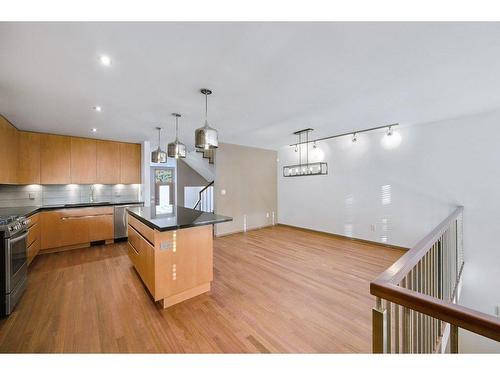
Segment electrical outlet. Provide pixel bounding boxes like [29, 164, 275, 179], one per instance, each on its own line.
[266, 212, 270, 218]
[28, 193, 35, 200]
[495, 305, 500, 317]
[370, 224, 376, 232]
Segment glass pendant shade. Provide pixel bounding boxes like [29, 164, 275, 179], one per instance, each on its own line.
[167, 141, 187, 159]
[151, 127, 167, 163]
[195, 120, 218, 149]
[195, 88, 218, 149]
[167, 113, 187, 159]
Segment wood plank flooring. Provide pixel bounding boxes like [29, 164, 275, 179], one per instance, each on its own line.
[0, 225, 404, 353]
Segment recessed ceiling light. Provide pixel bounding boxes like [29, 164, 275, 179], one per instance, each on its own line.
[99, 55, 112, 66]
[91, 128, 97, 133]
[93, 106, 102, 112]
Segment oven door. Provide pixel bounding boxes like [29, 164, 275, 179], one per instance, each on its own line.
[5, 230, 28, 293]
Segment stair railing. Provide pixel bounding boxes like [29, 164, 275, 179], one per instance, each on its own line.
[371, 206, 500, 353]
[194, 181, 214, 212]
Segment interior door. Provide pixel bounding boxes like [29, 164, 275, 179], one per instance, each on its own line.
[150, 167, 175, 213]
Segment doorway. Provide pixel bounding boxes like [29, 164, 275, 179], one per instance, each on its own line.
[150, 167, 175, 213]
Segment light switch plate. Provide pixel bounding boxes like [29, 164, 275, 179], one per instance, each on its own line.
[28, 193, 35, 200]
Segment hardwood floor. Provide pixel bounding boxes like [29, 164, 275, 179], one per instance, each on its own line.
[0, 225, 404, 353]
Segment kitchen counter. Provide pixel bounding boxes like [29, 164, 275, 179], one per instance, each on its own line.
[127, 206, 232, 232]
[0, 201, 144, 218]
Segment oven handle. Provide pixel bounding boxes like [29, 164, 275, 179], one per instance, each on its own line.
[8, 231, 28, 244]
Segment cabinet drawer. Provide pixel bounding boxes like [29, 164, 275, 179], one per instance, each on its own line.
[27, 222, 40, 247]
[128, 214, 155, 244]
[27, 213, 39, 228]
[127, 224, 155, 295]
[27, 239, 40, 265]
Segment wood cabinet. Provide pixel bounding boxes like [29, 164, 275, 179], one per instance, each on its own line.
[127, 214, 213, 308]
[120, 142, 141, 184]
[1, 115, 141, 185]
[96, 140, 121, 184]
[0, 116, 19, 184]
[27, 213, 40, 265]
[40, 207, 114, 251]
[40, 134, 71, 184]
[71, 137, 97, 184]
[40, 211, 62, 249]
[18, 131, 41, 184]
[89, 213, 114, 242]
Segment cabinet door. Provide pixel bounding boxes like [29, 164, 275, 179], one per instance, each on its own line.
[71, 137, 97, 183]
[40, 211, 62, 249]
[60, 216, 89, 246]
[89, 214, 114, 242]
[96, 140, 121, 184]
[18, 131, 41, 184]
[0, 116, 19, 184]
[40, 134, 71, 184]
[120, 143, 141, 184]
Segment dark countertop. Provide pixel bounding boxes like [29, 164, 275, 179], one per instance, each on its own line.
[0, 201, 144, 218]
[127, 206, 232, 232]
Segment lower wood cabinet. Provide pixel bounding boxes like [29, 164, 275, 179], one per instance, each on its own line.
[27, 213, 40, 265]
[40, 207, 114, 251]
[127, 213, 213, 308]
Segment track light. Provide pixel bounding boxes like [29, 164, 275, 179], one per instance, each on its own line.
[352, 133, 358, 143]
[387, 126, 393, 136]
[294, 145, 298, 152]
[313, 141, 317, 148]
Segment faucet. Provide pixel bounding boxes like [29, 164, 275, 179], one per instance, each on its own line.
[90, 185, 95, 203]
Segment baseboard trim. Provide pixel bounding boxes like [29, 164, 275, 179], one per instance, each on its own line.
[39, 239, 115, 254]
[276, 223, 408, 251]
[215, 224, 275, 238]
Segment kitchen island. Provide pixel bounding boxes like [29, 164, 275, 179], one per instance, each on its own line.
[126, 206, 232, 308]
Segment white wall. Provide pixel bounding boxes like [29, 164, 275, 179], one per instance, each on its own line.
[277, 109, 500, 353]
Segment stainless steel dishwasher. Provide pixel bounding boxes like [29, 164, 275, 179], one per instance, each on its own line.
[114, 203, 144, 240]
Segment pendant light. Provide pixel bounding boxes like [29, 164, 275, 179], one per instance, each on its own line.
[167, 113, 187, 159]
[151, 127, 167, 163]
[195, 88, 219, 149]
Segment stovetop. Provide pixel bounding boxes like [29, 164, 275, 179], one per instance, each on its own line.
[0, 215, 29, 237]
[0, 215, 21, 226]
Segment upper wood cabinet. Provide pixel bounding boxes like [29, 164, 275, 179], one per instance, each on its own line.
[120, 142, 141, 184]
[0, 116, 19, 184]
[18, 131, 41, 184]
[96, 140, 121, 184]
[0, 115, 141, 185]
[40, 134, 71, 184]
[71, 137, 97, 184]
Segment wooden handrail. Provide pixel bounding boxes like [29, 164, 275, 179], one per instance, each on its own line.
[374, 206, 463, 285]
[371, 205, 500, 344]
[370, 282, 500, 342]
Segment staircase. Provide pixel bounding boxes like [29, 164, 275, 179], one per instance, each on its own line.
[193, 181, 214, 213]
[183, 149, 215, 182]
[196, 148, 215, 164]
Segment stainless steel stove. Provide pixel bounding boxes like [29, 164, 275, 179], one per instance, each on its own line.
[0, 214, 30, 317]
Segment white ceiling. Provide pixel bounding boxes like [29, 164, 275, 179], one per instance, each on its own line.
[1, 22, 500, 150]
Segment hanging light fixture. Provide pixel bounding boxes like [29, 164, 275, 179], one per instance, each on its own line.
[283, 128, 328, 177]
[167, 113, 187, 159]
[151, 127, 167, 163]
[195, 88, 218, 149]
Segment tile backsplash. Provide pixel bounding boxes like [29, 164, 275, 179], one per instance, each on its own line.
[0, 184, 141, 207]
